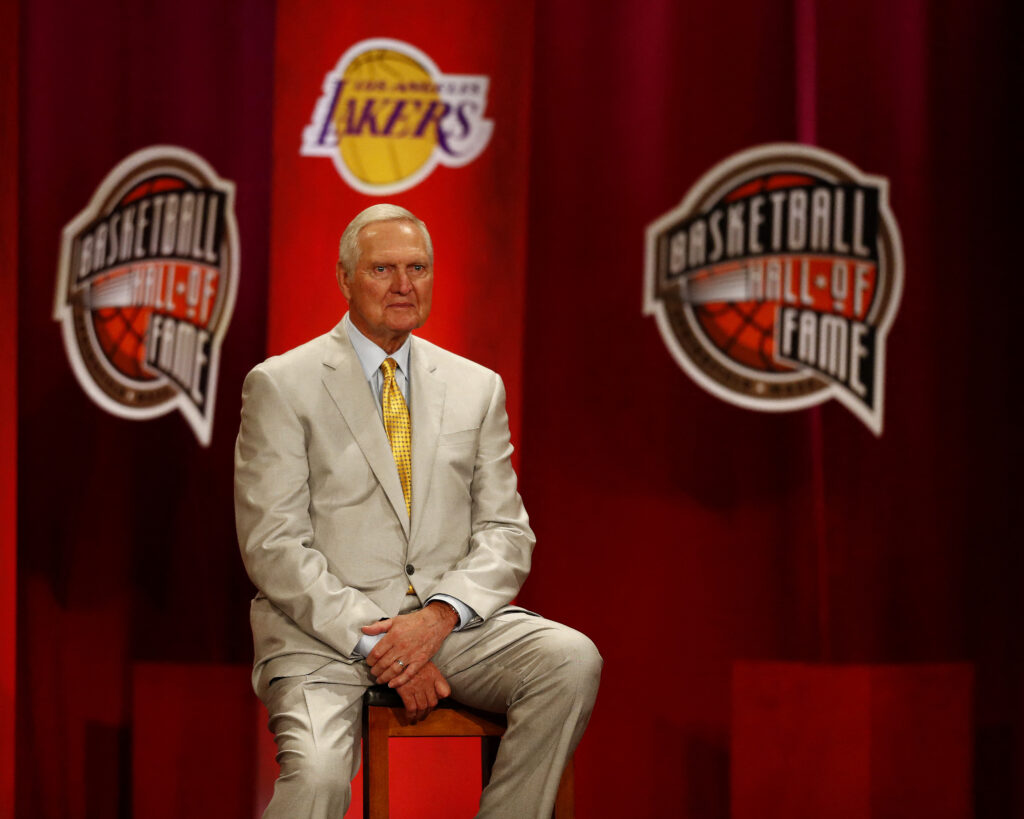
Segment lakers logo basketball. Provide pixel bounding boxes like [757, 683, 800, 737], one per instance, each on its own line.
[54, 146, 239, 445]
[644, 144, 903, 434]
[301, 38, 493, 194]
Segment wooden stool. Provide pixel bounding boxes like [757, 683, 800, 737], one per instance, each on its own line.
[362, 685, 575, 818]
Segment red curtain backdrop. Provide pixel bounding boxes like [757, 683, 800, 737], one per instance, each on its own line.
[519, 0, 1021, 816]
[2, 3, 20, 817]
[266, 2, 535, 813]
[11, 0, 1023, 817]
[15, 1, 276, 815]
[267, 0, 535, 448]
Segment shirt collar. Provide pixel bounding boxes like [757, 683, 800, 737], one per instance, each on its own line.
[344, 312, 411, 382]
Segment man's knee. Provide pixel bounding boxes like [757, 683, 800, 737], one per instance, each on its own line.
[536, 627, 603, 704]
[565, 630, 603, 696]
[264, 673, 364, 806]
[275, 745, 354, 806]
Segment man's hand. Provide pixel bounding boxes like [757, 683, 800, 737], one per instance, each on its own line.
[393, 661, 452, 723]
[364, 602, 459, 687]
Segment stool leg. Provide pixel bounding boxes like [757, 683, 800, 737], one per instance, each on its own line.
[363, 707, 391, 819]
[480, 736, 501, 787]
[552, 757, 574, 819]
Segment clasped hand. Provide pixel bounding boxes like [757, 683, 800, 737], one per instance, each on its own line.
[363, 604, 457, 722]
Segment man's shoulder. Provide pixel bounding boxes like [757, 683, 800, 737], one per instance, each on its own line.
[411, 336, 499, 384]
[246, 322, 347, 383]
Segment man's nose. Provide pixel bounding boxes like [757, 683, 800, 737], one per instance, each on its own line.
[391, 268, 413, 293]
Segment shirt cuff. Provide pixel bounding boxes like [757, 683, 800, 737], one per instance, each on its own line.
[425, 594, 476, 631]
[354, 632, 385, 658]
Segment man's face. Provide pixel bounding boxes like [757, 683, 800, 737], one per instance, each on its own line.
[338, 220, 433, 353]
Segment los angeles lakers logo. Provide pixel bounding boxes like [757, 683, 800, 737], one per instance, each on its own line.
[301, 38, 493, 194]
[644, 144, 903, 435]
[54, 146, 239, 445]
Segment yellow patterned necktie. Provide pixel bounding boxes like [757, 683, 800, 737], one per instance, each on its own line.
[380, 357, 411, 517]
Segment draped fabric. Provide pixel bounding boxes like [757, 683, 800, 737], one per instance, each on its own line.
[9, 0, 1022, 817]
[1, 4, 19, 817]
[520, 1, 1021, 816]
[266, 0, 535, 442]
[14, 2, 276, 815]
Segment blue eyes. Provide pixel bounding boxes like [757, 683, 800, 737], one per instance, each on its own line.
[368, 264, 430, 280]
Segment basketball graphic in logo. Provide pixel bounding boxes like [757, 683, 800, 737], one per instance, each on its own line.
[301, 38, 493, 194]
[334, 48, 441, 187]
[54, 146, 239, 445]
[644, 144, 903, 434]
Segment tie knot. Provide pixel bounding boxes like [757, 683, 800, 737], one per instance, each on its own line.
[381, 358, 397, 379]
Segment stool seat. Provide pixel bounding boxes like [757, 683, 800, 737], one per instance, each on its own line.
[363, 683, 472, 710]
[361, 684, 574, 818]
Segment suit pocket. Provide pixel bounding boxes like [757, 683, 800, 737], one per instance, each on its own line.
[267, 657, 337, 687]
[438, 428, 479, 447]
[437, 428, 478, 486]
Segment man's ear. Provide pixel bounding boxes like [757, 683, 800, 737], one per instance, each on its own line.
[336, 263, 350, 297]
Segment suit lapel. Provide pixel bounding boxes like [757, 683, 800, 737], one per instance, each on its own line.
[321, 322, 411, 538]
[409, 338, 445, 545]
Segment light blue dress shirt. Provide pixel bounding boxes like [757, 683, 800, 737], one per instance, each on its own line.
[344, 314, 477, 659]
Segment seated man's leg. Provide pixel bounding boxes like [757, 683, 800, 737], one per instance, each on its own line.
[259, 661, 370, 819]
[435, 613, 603, 819]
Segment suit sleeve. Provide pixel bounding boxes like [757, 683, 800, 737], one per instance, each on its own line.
[234, 365, 389, 657]
[430, 373, 535, 621]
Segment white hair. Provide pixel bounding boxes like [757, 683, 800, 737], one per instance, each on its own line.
[337, 204, 433, 277]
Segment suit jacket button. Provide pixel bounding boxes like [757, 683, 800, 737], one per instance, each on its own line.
[406, 564, 415, 575]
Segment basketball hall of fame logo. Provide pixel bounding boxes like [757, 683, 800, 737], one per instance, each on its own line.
[301, 38, 493, 194]
[54, 146, 239, 446]
[644, 144, 903, 435]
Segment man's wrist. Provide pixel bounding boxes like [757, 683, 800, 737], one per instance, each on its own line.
[427, 600, 459, 630]
[354, 631, 385, 659]
[424, 594, 475, 631]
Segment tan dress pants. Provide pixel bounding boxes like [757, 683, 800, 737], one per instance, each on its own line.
[258, 609, 602, 819]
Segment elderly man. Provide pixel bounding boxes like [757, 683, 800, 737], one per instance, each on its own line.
[235, 204, 601, 818]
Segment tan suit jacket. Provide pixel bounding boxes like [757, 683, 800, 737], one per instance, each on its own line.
[234, 317, 535, 686]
